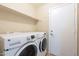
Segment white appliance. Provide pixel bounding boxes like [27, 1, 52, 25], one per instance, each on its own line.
[0, 32, 37, 56]
[49, 3, 77, 56]
[0, 32, 47, 56]
[35, 32, 47, 56]
[24, 32, 47, 56]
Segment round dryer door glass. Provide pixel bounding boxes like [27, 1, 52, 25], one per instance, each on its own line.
[42, 38, 47, 51]
[19, 45, 37, 56]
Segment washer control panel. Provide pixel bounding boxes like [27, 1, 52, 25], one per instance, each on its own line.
[31, 35, 35, 39]
[26, 35, 36, 41]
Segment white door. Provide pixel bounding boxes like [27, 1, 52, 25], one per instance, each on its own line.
[49, 4, 76, 56]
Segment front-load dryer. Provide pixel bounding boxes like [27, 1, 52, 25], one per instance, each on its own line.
[35, 32, 48, 56]
[0, 33, 38, 56]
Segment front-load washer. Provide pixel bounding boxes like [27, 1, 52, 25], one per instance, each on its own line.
[21, 32, 47, 56]
[0, 33, 38, 56]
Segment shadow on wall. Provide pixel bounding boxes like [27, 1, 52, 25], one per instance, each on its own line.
[0, 5, 38, 33]
[0, 5, 38, 25]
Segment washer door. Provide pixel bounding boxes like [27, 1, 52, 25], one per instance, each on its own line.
[15, 43, 37, 56]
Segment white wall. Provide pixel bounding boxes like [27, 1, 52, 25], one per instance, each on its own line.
[0, 3, 49, 33]
[1, 3, 49, 32]
[0, 5, 37, 33]
[1, 3, 36, 19]
[36, 4, 49, 32]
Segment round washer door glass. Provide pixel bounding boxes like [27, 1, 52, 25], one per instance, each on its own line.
[19, 45, 37, 56]
[42, 38, 47, 51]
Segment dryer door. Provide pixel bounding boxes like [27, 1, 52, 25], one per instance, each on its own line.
[15, 43, 37, 56]
[42, 38, 47, 51]
[39, 38, 47, 52]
